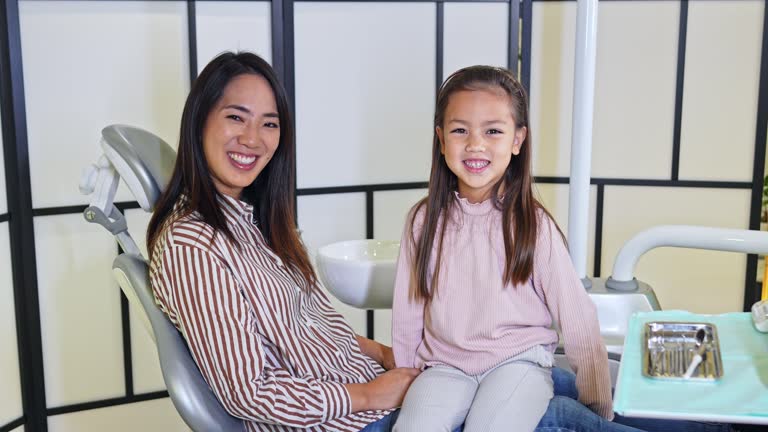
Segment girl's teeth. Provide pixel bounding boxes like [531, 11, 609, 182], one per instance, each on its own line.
[466, 160, 489, 169]
[229, 153, 256, 164]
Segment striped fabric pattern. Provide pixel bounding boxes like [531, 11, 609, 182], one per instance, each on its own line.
[392, 194, 614, 420]
[150, 195, 389, 431]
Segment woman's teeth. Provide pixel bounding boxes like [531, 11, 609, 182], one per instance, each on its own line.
[228, 152, 256, 164]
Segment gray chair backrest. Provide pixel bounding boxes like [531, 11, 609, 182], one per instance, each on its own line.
[103, 124, 245, 432]
[114, 250, 245, 432]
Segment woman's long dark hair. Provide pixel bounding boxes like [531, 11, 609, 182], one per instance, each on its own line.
[147, 51, 317, 290]
[410, 65, 564, 302]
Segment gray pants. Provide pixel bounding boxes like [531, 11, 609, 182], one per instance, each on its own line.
[393, 346, 554, 432]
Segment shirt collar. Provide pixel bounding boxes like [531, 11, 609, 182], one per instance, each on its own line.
[218, 193, 256, 221]
[453, 190, 496, 216]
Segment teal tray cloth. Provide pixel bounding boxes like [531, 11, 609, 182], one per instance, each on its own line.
[613, 311, 768, 425]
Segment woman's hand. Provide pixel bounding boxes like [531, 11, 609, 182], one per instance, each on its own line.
[379, 344, 396, 371]
[356, 335, 397, 370]
[345, 368, 421, 412]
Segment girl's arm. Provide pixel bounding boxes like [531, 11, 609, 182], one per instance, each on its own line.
[535, 215, 614, 420]
[391, 211, 426, 369]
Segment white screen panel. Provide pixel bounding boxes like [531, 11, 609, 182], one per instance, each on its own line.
[535, 183, 598, 277]
[130, 305, 165, 394]
[372, 189, 428, 346]
[443, 3, 508, 79]
[0, 223, 22, 426]
[35, 214, 124, 406]
[11, 427, 23, 432]
[374, 310, 392, 346]
[47, 398, 188, 432]
[125, 209, 152, 260]
[196, 1, 272, 71]
[602, 187, 751, 314]
[297, 193, 367, 334]
[125, 209, 165, 393]
[529, 1, 576, 177]
[20, 1, 189, 208]
[372, 189, 428, 241]
[294, 2, 435, 188]
[592, 2, 678, 179]
[679, 0, 763, 182]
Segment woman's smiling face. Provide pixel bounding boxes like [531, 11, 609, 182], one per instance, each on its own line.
[202, 73, 281, 199]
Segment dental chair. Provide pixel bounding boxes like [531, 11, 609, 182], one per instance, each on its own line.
[80, 125, 245, 432]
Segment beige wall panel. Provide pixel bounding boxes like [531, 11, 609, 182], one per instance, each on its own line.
[47, 398, 188, 431]
[592, 2, 678, 179]
[680, 0, 763, 182]
[535, 183, 598, 277]
[529, 1, 576, 178]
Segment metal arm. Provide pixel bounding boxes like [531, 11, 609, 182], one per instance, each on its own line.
[79, 153, 142, 257]
[606, 225, 768, 291]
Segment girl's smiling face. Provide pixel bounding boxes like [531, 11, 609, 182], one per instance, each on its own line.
[437, 88, 527, 203]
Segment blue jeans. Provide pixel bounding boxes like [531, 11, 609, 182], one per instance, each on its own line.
[361, 367, 733, 432]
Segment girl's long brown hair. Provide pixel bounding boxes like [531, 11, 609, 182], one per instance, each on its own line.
[410, 65, 564, 302]
[147, 51, 317, 290]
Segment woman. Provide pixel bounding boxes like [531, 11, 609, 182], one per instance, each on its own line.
[146, 51, 729, 432]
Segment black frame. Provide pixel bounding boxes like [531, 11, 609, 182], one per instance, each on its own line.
[1, 0, 765, 431]
[1, 0, 47, 430]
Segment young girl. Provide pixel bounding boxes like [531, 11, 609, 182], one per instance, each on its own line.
[392, 66, 613, 432]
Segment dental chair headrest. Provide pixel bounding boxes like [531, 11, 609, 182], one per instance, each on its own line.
[101, 125, 176, 211]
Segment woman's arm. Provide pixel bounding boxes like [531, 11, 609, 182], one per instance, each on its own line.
[156, 243, 356, 426]
[355, 335, 396, 370]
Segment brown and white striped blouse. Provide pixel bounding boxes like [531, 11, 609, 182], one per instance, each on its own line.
[149, 195, 390, 431]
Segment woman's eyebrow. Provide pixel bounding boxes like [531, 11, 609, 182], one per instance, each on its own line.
[222, 105, 279, 119]
[222, 104, 252, 114]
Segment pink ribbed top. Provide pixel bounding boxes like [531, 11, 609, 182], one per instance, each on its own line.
[392, 194, 614, 419]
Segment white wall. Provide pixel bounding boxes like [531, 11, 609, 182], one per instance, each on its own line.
[195, 1, 272, 71]
[294, 2, 435, 189]
[20, 1, 189, 209]
[443, 2, 508, 79]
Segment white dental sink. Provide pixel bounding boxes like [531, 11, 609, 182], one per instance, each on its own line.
[316, 240, 400, 309]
